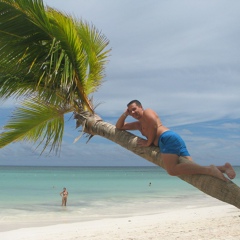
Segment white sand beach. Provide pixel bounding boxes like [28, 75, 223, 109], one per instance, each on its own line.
[1, 204, 240, 240]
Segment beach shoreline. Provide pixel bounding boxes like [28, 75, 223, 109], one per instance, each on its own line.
[1, 204, 240, 240]
[1, 166, 240, 239]
[0, 194, 228, 232]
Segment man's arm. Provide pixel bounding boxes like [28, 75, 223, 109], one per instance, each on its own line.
[116, 111, 140, 130]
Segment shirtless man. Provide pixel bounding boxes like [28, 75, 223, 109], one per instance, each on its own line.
[60, 187, 68, 206]
[116, 100, 236, 181]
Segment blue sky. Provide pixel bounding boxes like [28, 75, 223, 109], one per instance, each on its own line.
[0, 0, 239, 166]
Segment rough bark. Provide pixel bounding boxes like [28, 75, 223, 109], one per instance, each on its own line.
[77, 115, 240, 209]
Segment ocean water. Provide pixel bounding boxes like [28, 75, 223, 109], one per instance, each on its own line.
[0, 166, 240, 231]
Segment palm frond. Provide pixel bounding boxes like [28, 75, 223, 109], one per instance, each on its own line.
[0, 98, 73, 154]
[0, 0, 111, 112]
[0, 0, 111, 155]
[76, 21, 111, 95]
[0, 0, 54, 99]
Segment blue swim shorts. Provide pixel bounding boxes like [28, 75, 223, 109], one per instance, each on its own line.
[158, 130, 190, 156]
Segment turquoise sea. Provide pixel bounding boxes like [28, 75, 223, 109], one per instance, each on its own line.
[1, 166, 240, 231]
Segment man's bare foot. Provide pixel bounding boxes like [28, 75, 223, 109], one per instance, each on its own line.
[210, 165, 229, 182]
[224, 162, 236, 179]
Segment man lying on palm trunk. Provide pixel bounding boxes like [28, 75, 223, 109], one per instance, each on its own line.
[116, 100, 236, 182]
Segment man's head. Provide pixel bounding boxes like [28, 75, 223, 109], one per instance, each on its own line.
[127, 100, 143, 119]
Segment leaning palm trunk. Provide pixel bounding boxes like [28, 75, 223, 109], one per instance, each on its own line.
[75, 113, 240, 209]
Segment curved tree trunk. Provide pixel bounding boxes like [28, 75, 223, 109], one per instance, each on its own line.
[76, 114, 240, 209]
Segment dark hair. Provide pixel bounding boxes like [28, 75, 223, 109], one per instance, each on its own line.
[127, 100, 142, 107]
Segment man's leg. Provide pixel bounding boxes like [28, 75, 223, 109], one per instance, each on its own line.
[162, 153, 228, 181]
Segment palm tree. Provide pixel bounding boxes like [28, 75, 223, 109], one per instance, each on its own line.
[0, 0, 240, 209]
[0, 0, 109, 153]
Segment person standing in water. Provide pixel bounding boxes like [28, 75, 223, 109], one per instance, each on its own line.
[60, 187, 68, 206]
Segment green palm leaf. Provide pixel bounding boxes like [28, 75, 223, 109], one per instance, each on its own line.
[0, 0, 110, 111]
[0, 0, 110, 153]
[0, 98, 73, 154]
